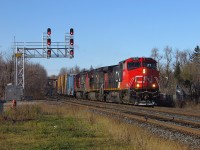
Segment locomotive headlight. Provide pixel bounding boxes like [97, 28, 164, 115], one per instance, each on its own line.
[143, 68, 146, 74]
[152, 84, 156, 88]
[136, 84, 140, 88]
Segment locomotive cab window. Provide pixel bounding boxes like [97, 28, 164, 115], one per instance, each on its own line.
[142, 62, 157, 69]
[127, 62, 141, 70]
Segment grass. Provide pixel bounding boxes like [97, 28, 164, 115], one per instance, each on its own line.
[0, 102, 189, 150]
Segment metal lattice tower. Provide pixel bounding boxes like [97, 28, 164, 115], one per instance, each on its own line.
[13, 28, 74, 98]
[15, 46, 25, 89]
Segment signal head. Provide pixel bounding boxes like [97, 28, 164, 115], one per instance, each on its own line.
[69, 48, 74, 58]
[47, 38, 51, 45]
[70, 39, 74, 45]
[47, 28, 51, 35]
[70, 28, 74, 35]
[47, 49, 51, 57]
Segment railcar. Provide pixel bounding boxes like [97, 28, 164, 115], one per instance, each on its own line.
[74, 57, 160, 106]
[57, 74, 75, 96]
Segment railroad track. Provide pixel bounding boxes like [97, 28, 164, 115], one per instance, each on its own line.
[46, 97, 200, 149]
[47, 97, 200, 138]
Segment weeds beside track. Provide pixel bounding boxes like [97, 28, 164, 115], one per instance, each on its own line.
[46, 96, 200, 149]
[4, 98, 199, 149]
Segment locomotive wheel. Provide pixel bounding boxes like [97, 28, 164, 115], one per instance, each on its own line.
[76, 92, 82, 99]
[95, 93, 100, 101]
[98, 94, 105, 101]
[106, 93, 111, 102]
[82, 92, 88, 99]
[121, 91, 137, 105]
[88, 92, 97, 100]
[98, 86, 105, 102]
[121, 91, 129, 104]
[106, 92, 122, 103]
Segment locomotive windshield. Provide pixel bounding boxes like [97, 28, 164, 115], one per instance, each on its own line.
[127, 62, 141, 70]
[142, 62, 157, 69]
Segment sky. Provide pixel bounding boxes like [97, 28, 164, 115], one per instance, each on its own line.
[0, 0, 200, 76]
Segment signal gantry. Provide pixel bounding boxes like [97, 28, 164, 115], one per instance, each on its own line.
[13, 28, 75, 98]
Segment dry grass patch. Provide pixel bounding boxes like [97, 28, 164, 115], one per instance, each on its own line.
[40, 103, 189, 150]
[91, 115, 188, 150]
[0, 102, 190, 150]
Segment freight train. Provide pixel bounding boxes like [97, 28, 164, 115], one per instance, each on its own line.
[57, 57, 160, 106]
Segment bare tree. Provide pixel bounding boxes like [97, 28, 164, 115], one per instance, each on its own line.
[25, 63, 47, 99]
[68, 67, 74, 74]
[163, 46, 173, 92]
[0, 51, 15, 99]
[174, 49, 180, 66]
[179, 50, 190, 67]
[0, 49, 50, 100]
[58, 65, 81, 76]
[174, 49, 191, 69]
[0, 52, 6, 98]
[151, 48, 163, 71]
[74, 65, 80, 74]
[59, 67, 68, 75]
[4, 53, 15, 84]
[181, 46, 200, 83]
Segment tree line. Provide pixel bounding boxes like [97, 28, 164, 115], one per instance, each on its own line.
[0, 45, 199, 102]
[0, 51, 47, 99]
[151, 46, 200, 102]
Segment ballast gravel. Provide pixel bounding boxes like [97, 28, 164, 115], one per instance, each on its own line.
[89, 109, 200, 150]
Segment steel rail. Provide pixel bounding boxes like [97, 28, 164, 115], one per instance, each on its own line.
[53, 98, 200, 137]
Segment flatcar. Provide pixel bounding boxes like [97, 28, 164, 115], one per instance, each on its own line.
[74, 57, 159, 106]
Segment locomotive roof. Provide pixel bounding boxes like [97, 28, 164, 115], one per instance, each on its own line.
[77, 64, 118, 76]
[120, 57, 156, 63]
[90, 65, 118, 73]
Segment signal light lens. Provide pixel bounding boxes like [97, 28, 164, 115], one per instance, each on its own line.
[47, 28, 51, 35]
[47, 38, 51, 45]
[70, 50, 74, 55]
[70, 28, 74, 35]
[69, 49, 74, 58]
[70, 39, 74, 45]
[47, 50, 51, 57]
